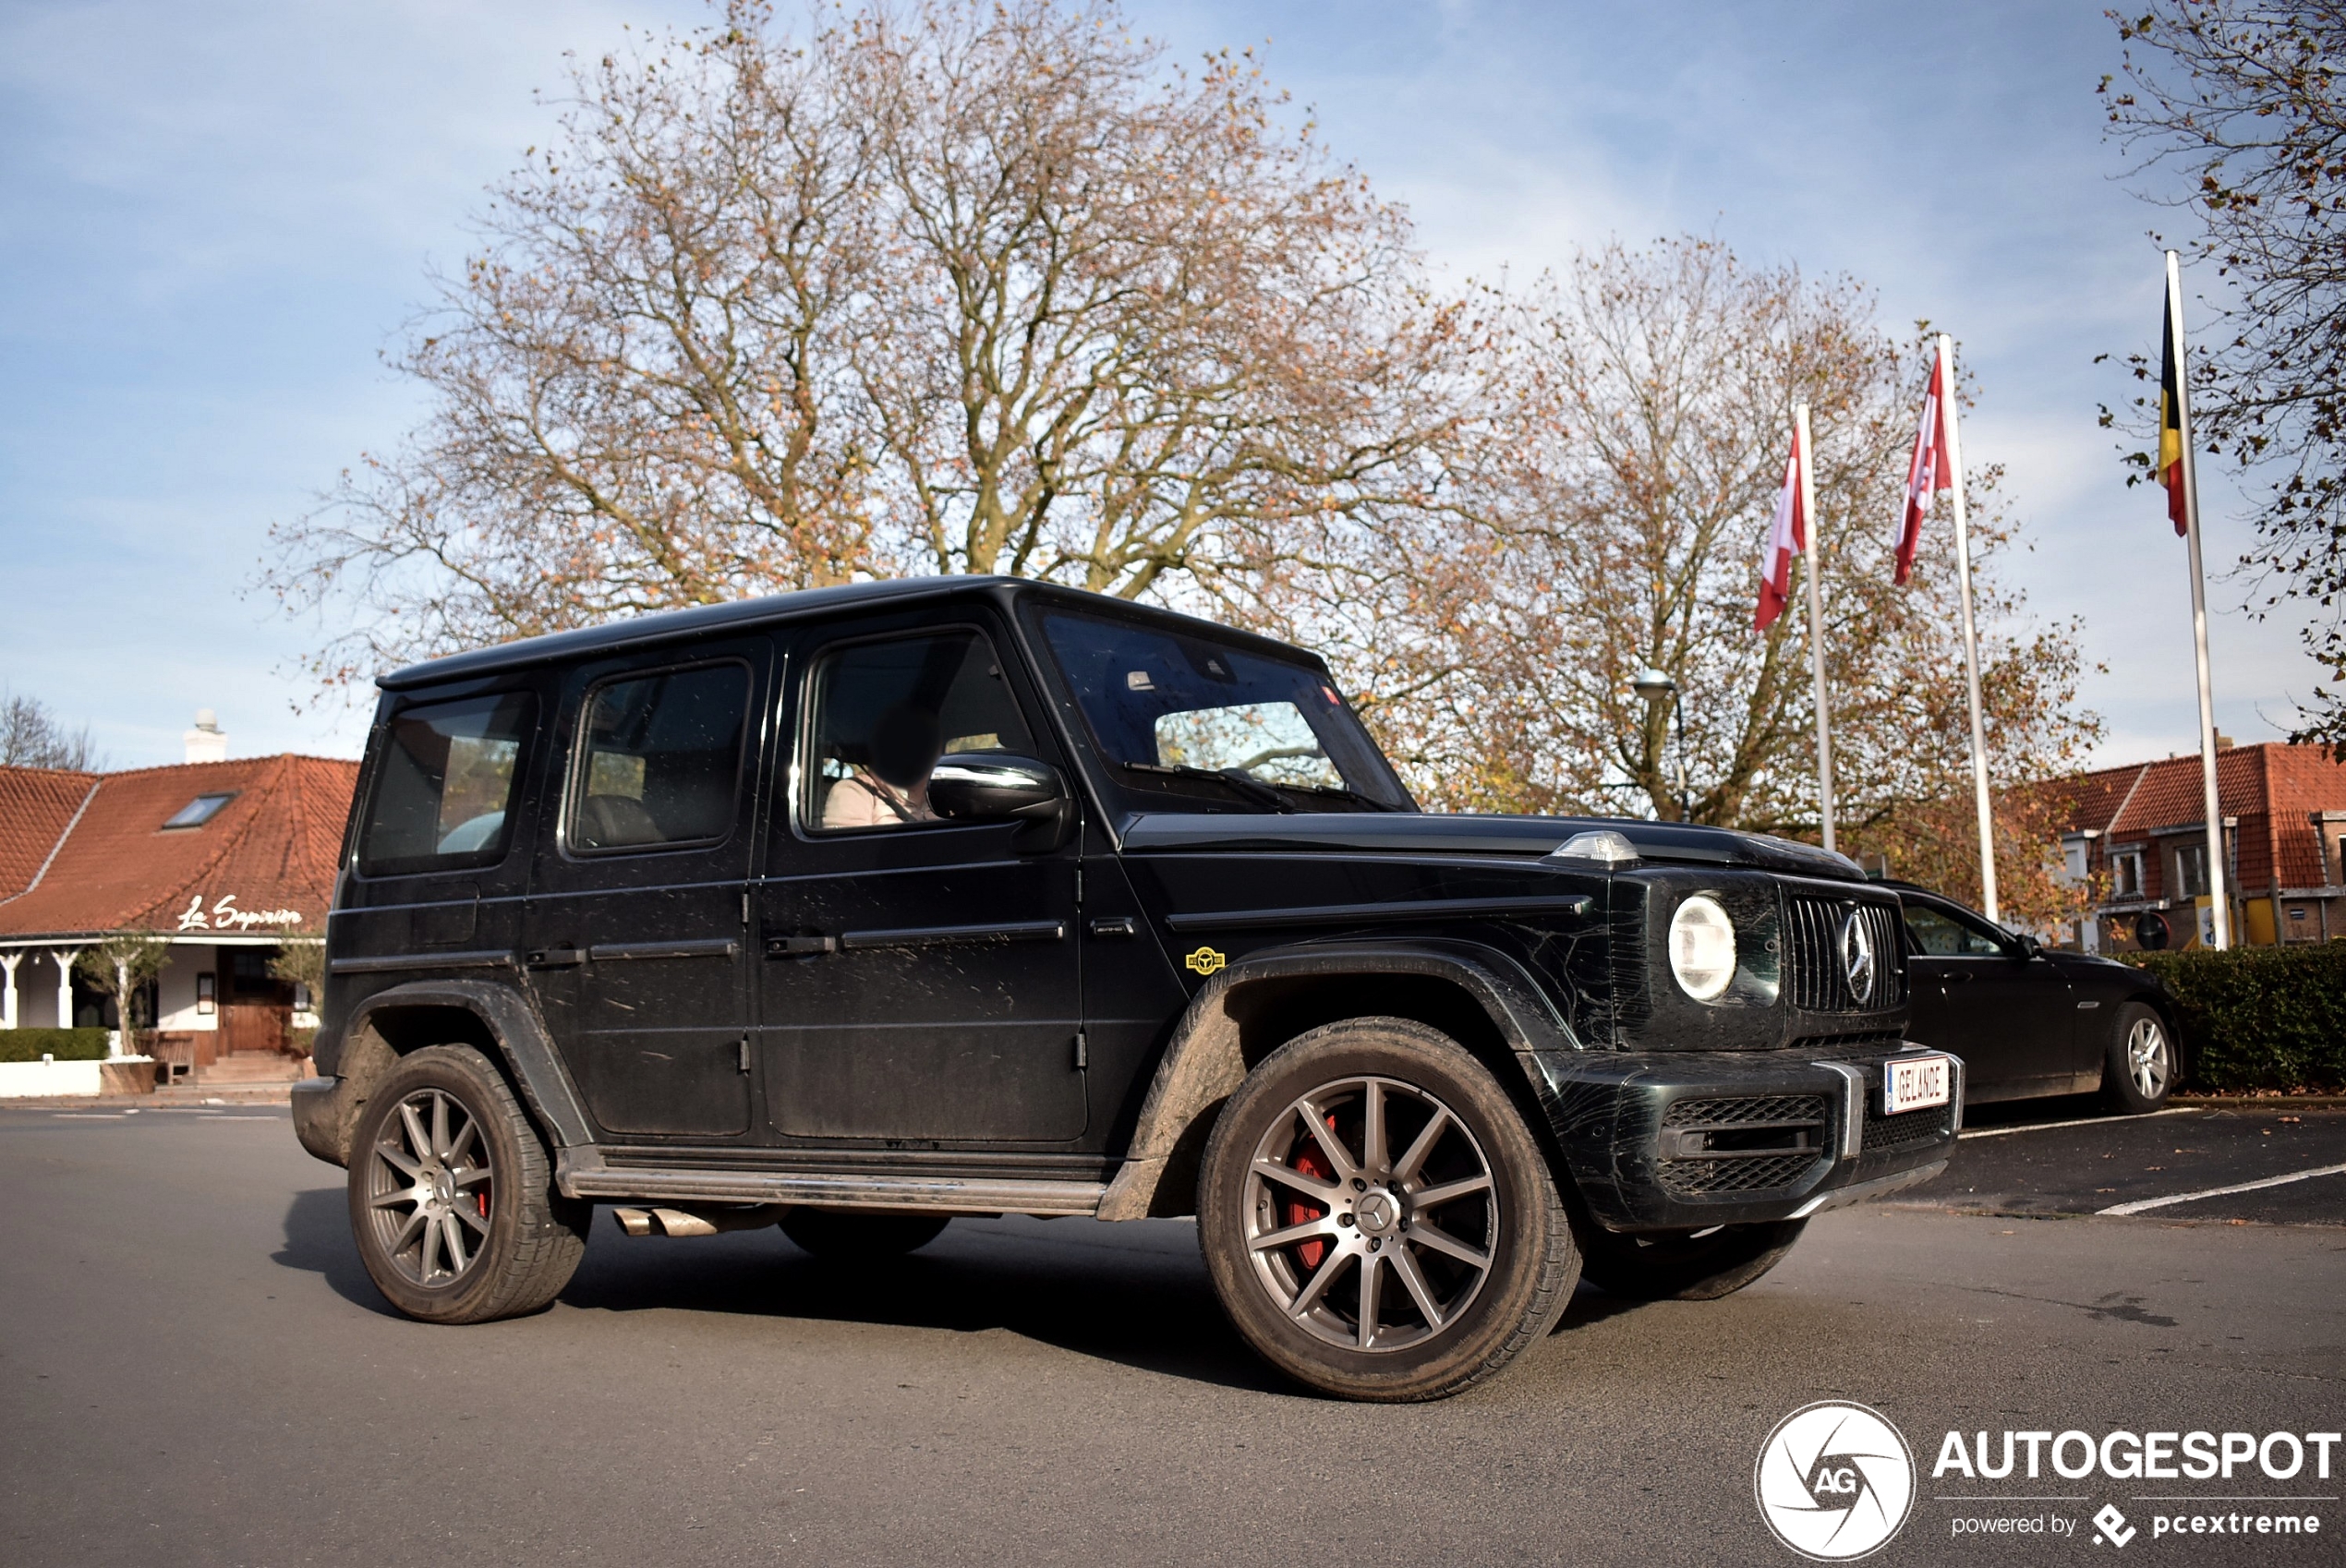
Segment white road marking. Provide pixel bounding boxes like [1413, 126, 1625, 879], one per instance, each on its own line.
[2098, 1162, 2346, 1216]
[1958, 1106, 2199, 1140]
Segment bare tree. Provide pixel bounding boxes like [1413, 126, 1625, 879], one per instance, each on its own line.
[0, 690, 104, 771]
[264, 0, 1485, 684]
[2100, 2, 2346, 739]
[1337, 238, 2101, 926]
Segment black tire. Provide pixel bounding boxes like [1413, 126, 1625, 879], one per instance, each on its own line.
[1196, 1017, 1578, 1402]
[780, 1209, 951, 1260]
[1576, 1219, 1808, 1301]
[2102, 1001, 2177, 1113]
[347, 1043, 590, 1324]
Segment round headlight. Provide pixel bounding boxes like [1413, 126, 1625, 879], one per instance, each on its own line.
[1668, 895, 1737, 1001]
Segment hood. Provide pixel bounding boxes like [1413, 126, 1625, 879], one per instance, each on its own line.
[1119, 811, 1868, 881]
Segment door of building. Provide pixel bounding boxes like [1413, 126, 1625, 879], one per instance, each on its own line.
[218, 947, 292, 1055]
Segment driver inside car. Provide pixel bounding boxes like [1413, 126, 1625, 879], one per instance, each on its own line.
[820, 702, 944, 829]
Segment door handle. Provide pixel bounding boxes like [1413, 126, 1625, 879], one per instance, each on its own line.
[526, 947, 587, 968]
[765, 935, 839, 958]
[1087, 916, 1137, 938]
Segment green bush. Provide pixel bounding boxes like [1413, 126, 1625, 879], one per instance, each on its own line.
[2120, 946, 2346, 1091]
[0, 1028, 113, 1063]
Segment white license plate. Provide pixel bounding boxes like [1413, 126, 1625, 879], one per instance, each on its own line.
[1883, 1054, 1953, 1116]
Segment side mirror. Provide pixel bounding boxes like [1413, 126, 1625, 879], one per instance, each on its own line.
[928, 754, 1072, 851]
[2012, 932, 2044, 959]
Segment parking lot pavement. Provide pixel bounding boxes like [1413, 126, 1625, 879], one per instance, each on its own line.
[1900, 1099, 2346, 1224]
[4, 1104, 2341, 1568]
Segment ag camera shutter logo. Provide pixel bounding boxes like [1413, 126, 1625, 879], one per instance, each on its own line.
[1756, 1401, 1917, 1561]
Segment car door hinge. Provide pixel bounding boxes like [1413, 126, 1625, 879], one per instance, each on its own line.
[742, 889, 751, 925]
[1075, 866, 1084, 906]
[1073, 1030, 1088, 1071]
[739, 1036, 752, 1075]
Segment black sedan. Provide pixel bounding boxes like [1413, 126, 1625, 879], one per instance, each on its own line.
[1890, 882, 2180, 1112]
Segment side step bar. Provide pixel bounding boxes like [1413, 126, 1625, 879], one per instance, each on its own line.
[556, 1150, 1107, 1217]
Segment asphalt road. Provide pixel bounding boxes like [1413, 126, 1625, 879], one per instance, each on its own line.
[2, 1104, 2340, 1568]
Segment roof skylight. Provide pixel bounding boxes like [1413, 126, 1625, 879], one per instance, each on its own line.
[163, 792, 236, 830]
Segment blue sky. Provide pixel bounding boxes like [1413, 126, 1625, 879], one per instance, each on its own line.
[0, 0, 2306, 769]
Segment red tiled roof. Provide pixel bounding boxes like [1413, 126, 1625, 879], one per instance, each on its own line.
[0, 766, 100, 901]
[0, 755, 357, 940]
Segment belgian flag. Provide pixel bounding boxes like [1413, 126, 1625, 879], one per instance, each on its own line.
[2159, 301, 2189, 537]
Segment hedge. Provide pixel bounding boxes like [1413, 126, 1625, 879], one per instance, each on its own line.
[2120, 946, 2346, 1092]
[0, 1028, 113, 1063]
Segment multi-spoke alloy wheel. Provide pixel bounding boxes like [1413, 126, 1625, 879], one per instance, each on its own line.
[345, 1044, 590, 1323]
[364, 1087, 495, 1289]
[2126, 1016, 2171, 1101]
[2104, 1003, 2175, 1113]
[1243, 1075, 1496, 1352]
[1198, 1017, 1578, 1402]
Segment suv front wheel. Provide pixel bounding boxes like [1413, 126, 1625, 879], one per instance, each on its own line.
[347, 1043, 591, 1324]
[1197, 1018, 1579, 1401]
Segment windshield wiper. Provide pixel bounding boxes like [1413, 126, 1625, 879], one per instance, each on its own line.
[1284, 782, 1402, 813]
[1120, 761, 1296, 814]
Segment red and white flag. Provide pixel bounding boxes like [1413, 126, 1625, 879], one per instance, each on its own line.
[1894, 345, 1956, 584]
[1755, 419, 1808, 630]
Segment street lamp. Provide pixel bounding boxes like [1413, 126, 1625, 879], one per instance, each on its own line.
[1632, 667, 1689, 823]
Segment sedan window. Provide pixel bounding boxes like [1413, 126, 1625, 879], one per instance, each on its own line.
[1903, 903, 2007, 957]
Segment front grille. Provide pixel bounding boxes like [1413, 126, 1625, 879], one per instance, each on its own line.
[1784, 897, 1906, 1013]
[1659, 1152, 1826, 1198]
[1863, 1101, 1955, 1152]
[1664, 1094, 1829, 1128]
[1657, 1093, 1832, 1198]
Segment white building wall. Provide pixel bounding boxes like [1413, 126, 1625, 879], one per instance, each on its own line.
[154, 944, 219, 1031]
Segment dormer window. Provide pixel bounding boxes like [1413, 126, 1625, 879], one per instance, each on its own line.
[163, 792, 236, 830]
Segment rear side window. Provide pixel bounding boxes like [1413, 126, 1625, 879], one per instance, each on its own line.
[358, 693, 536, 876]
[569, 663, 751, 852]
[1903, 903, 2007, 957]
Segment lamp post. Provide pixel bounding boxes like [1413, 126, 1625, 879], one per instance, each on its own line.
[1633, 667, 1689, 823]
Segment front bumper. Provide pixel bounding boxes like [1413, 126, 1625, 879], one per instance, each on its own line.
[1534, 1043, 1961, 1232]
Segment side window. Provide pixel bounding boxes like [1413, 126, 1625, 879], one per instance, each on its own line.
[357, 693, 535, 876]
[570, 664, 751, 853]
[1903, 903, 2006, 957]
[803, 629, 1035, 833]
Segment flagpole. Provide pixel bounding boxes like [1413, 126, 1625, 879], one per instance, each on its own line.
[1938, 333, 2001, 923]
[1795, 403, 1837, 854]
[2169, 250, 2230, 948]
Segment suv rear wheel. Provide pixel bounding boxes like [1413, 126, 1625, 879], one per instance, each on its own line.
[1197, 1018, 1578, 1401]
[348, 1044, 591, 1324]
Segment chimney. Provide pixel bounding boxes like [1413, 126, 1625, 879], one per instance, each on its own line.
[184, 708, 227, 764]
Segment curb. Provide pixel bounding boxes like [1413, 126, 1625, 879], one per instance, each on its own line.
[2174, 1093, 2346, 1109]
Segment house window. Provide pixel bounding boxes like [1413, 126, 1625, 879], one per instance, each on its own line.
[2173, 841, 2210, 899]
[2111, 850, 2146, 899]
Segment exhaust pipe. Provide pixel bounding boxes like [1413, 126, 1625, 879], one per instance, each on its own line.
[611, 1204, 790, 1237]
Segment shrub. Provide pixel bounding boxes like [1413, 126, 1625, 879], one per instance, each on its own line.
[0, 1028, 113, 1063]
[2120, 946, 2346, 1092]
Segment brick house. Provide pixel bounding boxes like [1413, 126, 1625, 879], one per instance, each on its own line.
[0, 732, 357, 1082]
[2052, 741, 2346, 952]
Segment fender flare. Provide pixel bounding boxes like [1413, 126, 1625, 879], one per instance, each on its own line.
[1094, 939, 1581, 1221]
[335, 979, 595, 1150]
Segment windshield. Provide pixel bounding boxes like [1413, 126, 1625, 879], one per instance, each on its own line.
[1036, 609, 1413, 814]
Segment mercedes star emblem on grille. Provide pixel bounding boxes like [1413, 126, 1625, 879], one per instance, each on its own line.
[1837, 908, 1878, 1006]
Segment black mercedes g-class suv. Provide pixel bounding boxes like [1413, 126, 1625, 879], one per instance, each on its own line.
[294, 577, 1958, 1400]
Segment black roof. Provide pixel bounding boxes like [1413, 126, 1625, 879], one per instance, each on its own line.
[375, 576, 1321, 692]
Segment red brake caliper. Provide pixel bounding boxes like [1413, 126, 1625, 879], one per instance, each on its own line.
[1286, 1116, 1337, 1271]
